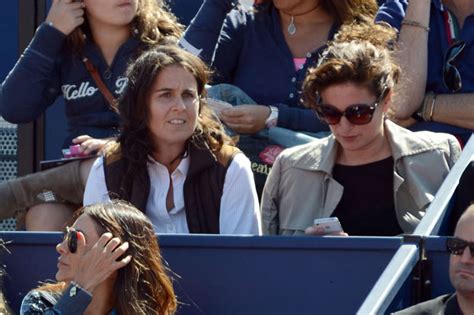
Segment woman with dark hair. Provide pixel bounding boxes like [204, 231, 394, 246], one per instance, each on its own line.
[84, 45, 261, 235]
[0, 0, 183, 230]
[20, 200, 177, 314]
[262, 22, 461, 236]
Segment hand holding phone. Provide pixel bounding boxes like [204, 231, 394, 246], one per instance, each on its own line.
[305, 217, 347, 236]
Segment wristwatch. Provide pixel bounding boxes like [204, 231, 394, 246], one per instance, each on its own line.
[265, 106, 279, 128]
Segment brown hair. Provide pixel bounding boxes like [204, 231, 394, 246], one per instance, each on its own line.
[38, 201, 177, 315]
[303, 22, 400, 109]
[66, 0, 183, 53]
[118, 44, 233, 171]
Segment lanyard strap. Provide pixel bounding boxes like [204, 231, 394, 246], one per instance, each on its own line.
[442, 6, 460, 44]
[82, 57, 119, 113]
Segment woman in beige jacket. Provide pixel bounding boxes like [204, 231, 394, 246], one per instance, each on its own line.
[261, 22, 461, 236]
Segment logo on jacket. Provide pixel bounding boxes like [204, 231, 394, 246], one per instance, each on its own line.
[62, 77, 129, 100]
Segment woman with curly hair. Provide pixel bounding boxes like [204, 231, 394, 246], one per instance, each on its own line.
[262, 22, 460, 236]
[0, 0, 183, 230]
[20, 200, 177, 314]
[84, 45, 261, 235]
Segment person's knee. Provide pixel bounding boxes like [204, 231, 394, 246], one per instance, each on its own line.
[25, 203, 76, 231]
[79, 157, 98, 186]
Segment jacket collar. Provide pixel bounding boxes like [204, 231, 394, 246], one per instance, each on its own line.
[291, 120, 441, 172]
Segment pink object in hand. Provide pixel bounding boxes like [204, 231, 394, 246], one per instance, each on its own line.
[69, 144, 82, 156]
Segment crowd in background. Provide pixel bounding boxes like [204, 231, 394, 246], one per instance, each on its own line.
[0, 0, 473, 313]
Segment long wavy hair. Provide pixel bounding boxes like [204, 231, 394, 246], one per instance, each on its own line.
[303, 22, 400, 112]
[38, 200, 177, 315]
[66, 0, 183, 53]
[258, 0, 378, 25]
[117, 45, 233, 173]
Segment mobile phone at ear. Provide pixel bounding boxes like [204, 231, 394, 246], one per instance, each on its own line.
[312, 217, 343, 234]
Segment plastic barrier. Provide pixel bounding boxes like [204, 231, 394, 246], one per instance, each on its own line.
[358, 136, 474, 314]
[1, 233, 401, 314]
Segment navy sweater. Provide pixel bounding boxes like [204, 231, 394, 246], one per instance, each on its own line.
[0, 23, 140, 147]
[182, 0, 407, 133]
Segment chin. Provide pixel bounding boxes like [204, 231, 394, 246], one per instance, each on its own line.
[55, 270, 71, 283]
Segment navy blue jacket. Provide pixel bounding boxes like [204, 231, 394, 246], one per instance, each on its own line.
[0, 23, 140, 147]
[182, 0, 406, 133]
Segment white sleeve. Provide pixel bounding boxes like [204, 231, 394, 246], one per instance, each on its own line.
[83, 156, 111, 205]
[219, 153, 262, 235]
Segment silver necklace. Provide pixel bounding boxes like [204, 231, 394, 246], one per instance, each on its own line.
[284, 3, 321, 36]
[288, 16, 296, 35]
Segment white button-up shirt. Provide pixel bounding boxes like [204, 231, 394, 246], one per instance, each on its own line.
[84, 153, 262, 235]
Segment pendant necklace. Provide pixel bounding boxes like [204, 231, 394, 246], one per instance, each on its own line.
[286, 3, 322, 36]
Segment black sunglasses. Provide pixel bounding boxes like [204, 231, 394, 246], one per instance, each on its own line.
[446, 237, 474, 257]
[443, 40, 466, 93]
[315, 101, 380, 125]
[63, 226, 79, 254]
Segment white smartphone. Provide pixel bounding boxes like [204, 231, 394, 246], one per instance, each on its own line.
[312, 217, 343, 234]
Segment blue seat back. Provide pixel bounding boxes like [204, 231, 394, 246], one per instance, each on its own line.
[1, 233, 400, 314]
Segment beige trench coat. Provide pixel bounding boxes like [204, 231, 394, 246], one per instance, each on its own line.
[261, 120, 461, 235]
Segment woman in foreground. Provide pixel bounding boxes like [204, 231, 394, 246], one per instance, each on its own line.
[20, 200, 177, 314]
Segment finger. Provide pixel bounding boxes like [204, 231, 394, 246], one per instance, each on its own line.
[304, 225, 325, 235]
[72, 135, 92, 144]
[71, 8, 85, 18]
[221, 108, 245, 118]
[113, 255, 132, 270]
[70, 2, 85, 9]
[96, 232, 113, 248]
[104, 237, 122, 253]
[111, 242, 129, 260]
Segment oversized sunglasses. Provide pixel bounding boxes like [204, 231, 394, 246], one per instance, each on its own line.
[446, 236, 474, 257]
[63, 226, 79, 254]
[443, 40, 466, 93]
[315, 101, 380, 125]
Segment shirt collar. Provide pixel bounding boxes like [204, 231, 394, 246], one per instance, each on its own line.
[148, 152, 190, 177]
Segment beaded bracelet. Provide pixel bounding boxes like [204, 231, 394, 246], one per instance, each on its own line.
[402, 20, 430, 32]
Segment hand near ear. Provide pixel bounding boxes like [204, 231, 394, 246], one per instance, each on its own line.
[72, 232, 131, 294]
[46, 0, 86, 35]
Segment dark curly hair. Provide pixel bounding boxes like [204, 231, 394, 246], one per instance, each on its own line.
[303, 22, 400, 111]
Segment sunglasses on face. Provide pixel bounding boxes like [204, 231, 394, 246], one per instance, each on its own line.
[443, 40, 466, 93]
[63, 226, 79, 254]
[315, 101, 380, 125]
[446, 237, 474, 257]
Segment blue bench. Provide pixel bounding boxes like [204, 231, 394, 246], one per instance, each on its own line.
[1, 233, 400, 314]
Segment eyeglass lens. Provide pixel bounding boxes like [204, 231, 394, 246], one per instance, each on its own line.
[64, 227, 78, 254]
[446, 237, 474, 257]
[316, 103, 377, 125]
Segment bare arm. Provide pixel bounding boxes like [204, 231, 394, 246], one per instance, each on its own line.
[392, 0, 431, 119]
[432, 93, 474, 129]
[394, 1, 474, 129]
